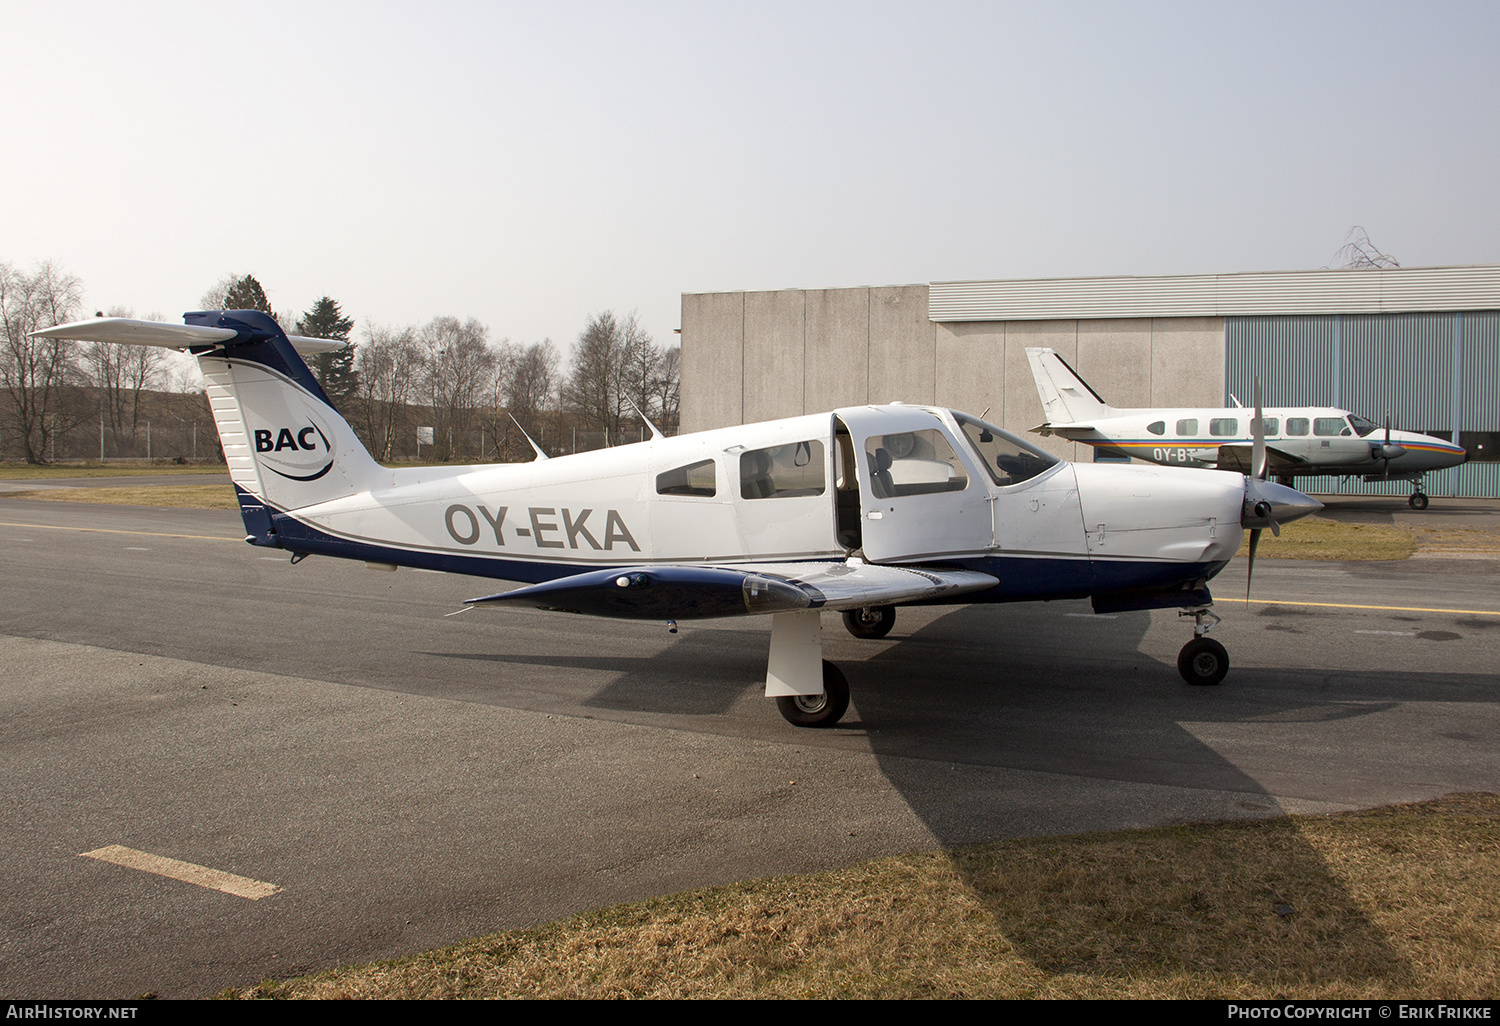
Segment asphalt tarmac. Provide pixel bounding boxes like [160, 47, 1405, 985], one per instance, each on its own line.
[1, 493, 1496, 997]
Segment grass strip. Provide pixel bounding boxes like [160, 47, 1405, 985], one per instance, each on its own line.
[8, 485, 240, 510]
[227, 794, 1499, 1000]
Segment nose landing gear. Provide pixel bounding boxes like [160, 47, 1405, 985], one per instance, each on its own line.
[1177, 607, 1228, 686]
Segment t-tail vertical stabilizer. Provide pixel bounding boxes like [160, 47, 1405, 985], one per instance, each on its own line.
[185, 310, 386, 520]
[31, 310, 388, 545]
[1025, 347, 1115, 428]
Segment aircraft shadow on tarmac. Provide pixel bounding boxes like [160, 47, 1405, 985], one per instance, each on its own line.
[434, 600, 1438, 989]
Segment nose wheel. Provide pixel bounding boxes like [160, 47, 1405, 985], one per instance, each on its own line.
[1178, 637, 1229, 686]
[1177, 607, 1228, 686]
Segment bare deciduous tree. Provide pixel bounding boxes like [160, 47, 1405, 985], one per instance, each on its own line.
[355, 322, 423, 461]
[82, 305, 166, 456]
[1334, 226, 1400, 269]
[563, 310, 668, 444]
[1, 260, 85, 462]
[419, 316, 501, 460]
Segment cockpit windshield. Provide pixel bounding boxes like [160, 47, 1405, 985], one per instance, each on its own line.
[953, 412, 1058, 486]
[1348, 414, 1379, 437]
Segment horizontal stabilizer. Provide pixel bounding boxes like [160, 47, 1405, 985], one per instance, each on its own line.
[32, 317, 347, 357]
[469, 562, 998, 620]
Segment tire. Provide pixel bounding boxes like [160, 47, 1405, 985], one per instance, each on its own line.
[776, 660, 850, 728]
[842, 605, 895, 640]
[1177, 637, 1229, 686]
[1409, 492, 1429, 511]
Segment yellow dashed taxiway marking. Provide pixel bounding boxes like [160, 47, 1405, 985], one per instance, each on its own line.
[81, 845, 282, 900]
[1220, 597, 1500, 617]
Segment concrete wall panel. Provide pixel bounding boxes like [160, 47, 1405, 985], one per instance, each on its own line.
[804, 288, 870, 413]
[680, 292, 744, 432]
[1149, 317, 1225, 407]
[742, 291, 806, 424]
[935, 322, 1006, 427]
[869, 285, 935, 405]
[1077, 318, 1152, 408]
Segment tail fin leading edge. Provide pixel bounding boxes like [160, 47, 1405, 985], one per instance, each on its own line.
[1024, 347, 1114, 427]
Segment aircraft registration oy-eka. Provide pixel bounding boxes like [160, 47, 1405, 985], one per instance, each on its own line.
[36, 311, 1323, 728]
[1026, 347, 1468, 510]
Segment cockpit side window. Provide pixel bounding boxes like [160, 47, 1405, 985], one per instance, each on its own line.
[953, 412, 1057, 487]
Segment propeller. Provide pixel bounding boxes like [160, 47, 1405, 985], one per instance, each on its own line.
[1371, 414, 1408, 475]
[1241, 379, 1321, 598]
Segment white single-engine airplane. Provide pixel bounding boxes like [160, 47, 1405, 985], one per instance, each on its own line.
[36, 311, 1322, 727]
[1026, 347, 1468, 510]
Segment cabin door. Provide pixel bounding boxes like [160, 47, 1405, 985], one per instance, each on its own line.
[835, 407, 993, 564]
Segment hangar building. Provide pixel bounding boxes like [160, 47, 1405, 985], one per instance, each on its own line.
[679, 265, 1500, 498]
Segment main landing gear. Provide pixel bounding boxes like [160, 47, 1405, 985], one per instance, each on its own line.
[842, 604, 895, 639]
[1177, 607, 1228, 686]
[775, 660, 850, 728]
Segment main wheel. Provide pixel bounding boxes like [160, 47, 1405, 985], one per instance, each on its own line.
[1177, 637, 1229, 686]
[775, 660, 850, 728]
[1409, 492, 1429, 511]
[842, 605, 895, 639]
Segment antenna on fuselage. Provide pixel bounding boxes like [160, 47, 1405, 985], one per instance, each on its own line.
[509, 414, 549, 461]
[624, 396, 665, 441]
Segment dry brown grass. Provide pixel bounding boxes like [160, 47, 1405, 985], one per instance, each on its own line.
[0, 463, 226, 480]
[1235, 516, 1417, 561]
[228, 794, 1500, 1000]
[9, 485, 239, 509]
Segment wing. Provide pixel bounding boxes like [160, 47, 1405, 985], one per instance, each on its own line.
[1215, 443, 1304, 475]
[466, 561, 999, 620]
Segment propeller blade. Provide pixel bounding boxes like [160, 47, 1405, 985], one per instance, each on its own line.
[1246, 528, 1261, 599]
[1251, 378, 1267, 481]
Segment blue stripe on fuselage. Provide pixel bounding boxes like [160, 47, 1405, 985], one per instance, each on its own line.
[245, 497, 1226, 614]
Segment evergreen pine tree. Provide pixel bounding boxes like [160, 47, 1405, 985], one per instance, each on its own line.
[222, 275, 275, 317]
[296, 296, 358, 408]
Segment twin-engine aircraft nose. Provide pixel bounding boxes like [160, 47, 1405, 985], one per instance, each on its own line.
[1242, 479, 1322, 532]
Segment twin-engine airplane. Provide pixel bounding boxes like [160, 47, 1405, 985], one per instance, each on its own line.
[36, 311, 1322, 728]
[1026, 347, 1468, 509]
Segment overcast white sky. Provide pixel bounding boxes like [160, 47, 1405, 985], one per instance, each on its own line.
[5, 1, 1498, 353]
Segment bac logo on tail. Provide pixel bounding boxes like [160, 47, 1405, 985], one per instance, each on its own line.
[252, 418, 335, 482]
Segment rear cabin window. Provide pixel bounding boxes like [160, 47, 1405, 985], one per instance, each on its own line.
[656, 459, 716, 497]
[864, 429, 968, 498]
[1147, 421, 1166, 435]
[740, 441, 825, 499]
[1176, 418, 1198, 436]
[1209, 418, 1239, 437]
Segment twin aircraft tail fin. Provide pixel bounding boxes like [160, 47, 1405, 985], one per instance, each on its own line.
[1024, 347, 1115, 427]
[33, 311, 387, 534]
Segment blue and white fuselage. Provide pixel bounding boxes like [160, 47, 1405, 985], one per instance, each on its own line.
[34, 310, 1321, 727]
